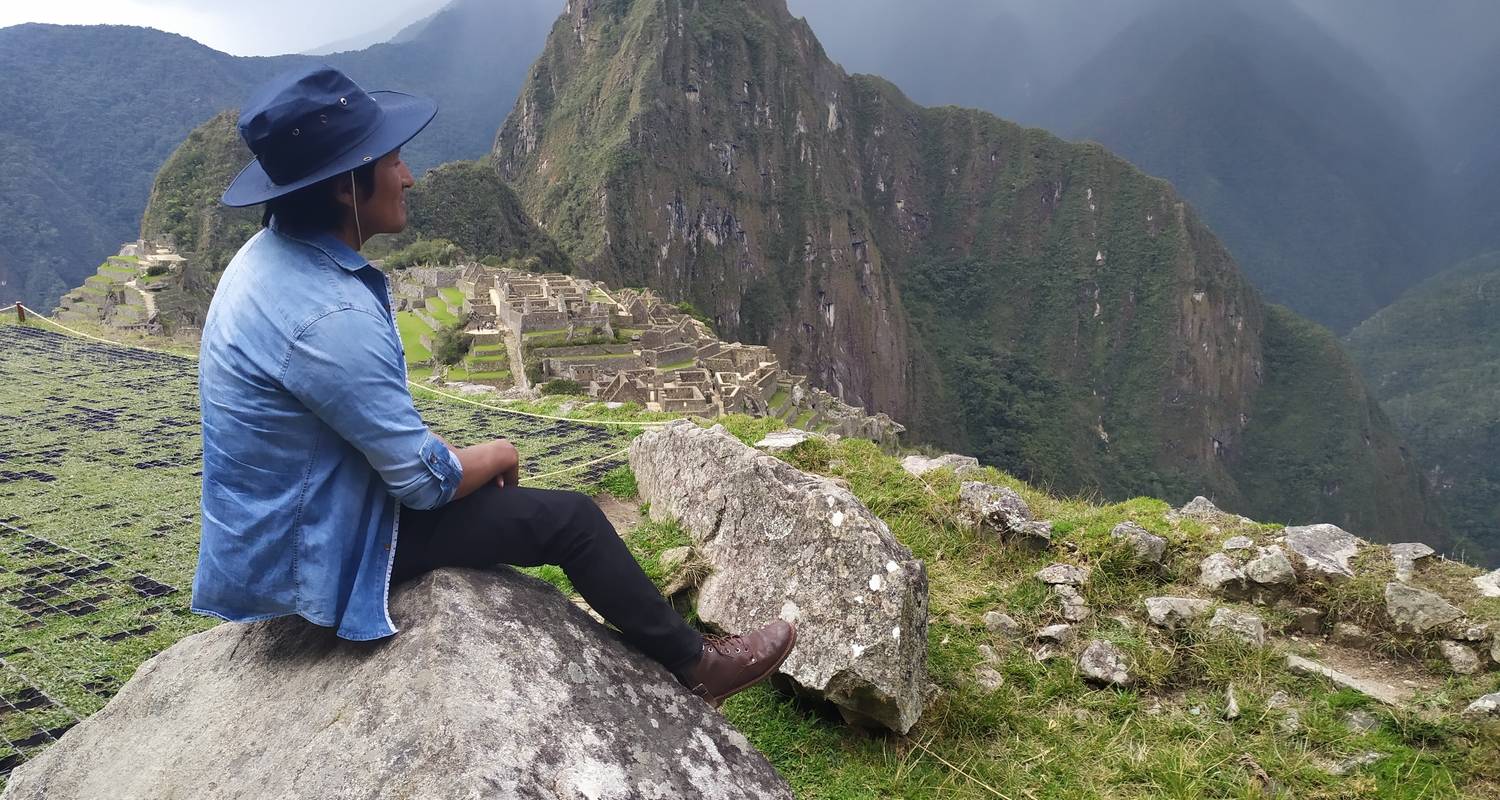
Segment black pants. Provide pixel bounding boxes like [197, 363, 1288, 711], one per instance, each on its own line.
[393, 484, 703, 677]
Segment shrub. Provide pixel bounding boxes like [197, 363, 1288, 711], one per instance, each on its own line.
[431, 319, 472, 365]
[384, 238, 465, 270]
[540, 379, 584, 396]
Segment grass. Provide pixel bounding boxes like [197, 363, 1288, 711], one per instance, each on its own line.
[657, 359, 696, 371]
[438, 287, 465, 309]
[2, 319, 1498, 797]
[395, 311, 433, 363]
[424, 296, 458, 326]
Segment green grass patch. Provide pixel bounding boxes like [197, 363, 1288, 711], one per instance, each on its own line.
[395, 311, 432, 362]
[424, 296, 459, 326]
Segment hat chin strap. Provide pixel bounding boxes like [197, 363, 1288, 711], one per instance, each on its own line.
[350, 170, 364, 248]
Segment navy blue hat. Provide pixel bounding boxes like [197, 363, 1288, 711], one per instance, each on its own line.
[222, 64, 437, 207]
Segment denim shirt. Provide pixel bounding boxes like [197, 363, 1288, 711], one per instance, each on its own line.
[191, 221, 463, 640]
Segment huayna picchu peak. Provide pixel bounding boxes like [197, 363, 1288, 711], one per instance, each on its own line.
[493, 0, 1444, 549]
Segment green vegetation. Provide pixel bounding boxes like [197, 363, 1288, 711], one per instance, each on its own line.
[395, 311, 433, 363]
[386, 238, 466, 270]
[430, 319, 472, 366]
[1348, 252, 1500, 566]
[394, 159, 572, 272]
[540, 379, 584, 395]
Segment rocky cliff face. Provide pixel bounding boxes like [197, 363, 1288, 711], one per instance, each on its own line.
[494, 0, 1441, 545]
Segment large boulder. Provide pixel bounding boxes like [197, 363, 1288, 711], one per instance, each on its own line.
[957, 481, 1053, 546]
[1144, 597, 1214, 630]
[0, 569, 792, 800]
[1283, 524, 1361, 582]
[630, 421, 928, 733]
[900, 453, 980, 478]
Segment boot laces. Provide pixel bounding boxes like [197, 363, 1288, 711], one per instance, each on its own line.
[704, 632, 749, 657]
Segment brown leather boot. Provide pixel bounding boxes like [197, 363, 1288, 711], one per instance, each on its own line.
[680, 620, 797, 707]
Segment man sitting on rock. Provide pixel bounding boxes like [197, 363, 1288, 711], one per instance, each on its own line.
[190, 65, 795, 706]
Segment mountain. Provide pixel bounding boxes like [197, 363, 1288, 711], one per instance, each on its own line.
[0, 0, 558, 313]
[493, 0, 1444, 546]
[1438, 48, 1500, 267]
[129, 114, 565, 331]
[1348, 252, 1500, 566]
[1033, 0, 1432, 334]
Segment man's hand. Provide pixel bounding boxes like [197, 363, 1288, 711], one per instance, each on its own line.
[494, 440, 521, 488]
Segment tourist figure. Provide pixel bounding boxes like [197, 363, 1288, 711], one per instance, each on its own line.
[190, 65, 795, 706]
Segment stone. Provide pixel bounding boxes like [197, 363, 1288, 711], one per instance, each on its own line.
[1388, 542, 1435, 582]
[1463, 693, 1500, 719]
[753, 428, 818, 452]
[1383, 582, 1464, 634]
[1438, 641, 1482, 675]
[0, 569, 792, 800]
[1326, 752, 1384, 777]
[1286, 655, 1411, 706]
[1456, 623, 1491, 643]
[1283, 524, 1361, 582]
[1332, 622, 1374, 648]
[1052, 585, 1092, 623]
[1474, 569, 1500, 598]
[1345, 709, 1381, 734]
[1288, 607, 1326, 635]
[1248, 546, 1296, 588]
[973, 666, 1005, 693]
[630, 421, 928, 733]
[975, 644, 1002, 664]
[958, 481, 1052, 545]
[1036, 563, 1091, 586]
[900, 453, 980, 478]
[1179, 496, 1225, 519]
[1197, 553, 1248, 598]
[1077, 640, 1132, 687]
[1144, 597, 1213, 630]
[1224, 684, 1241, 720]
[1222, 536, 1254, 551]
[1036, 624, 1075, 645]
[1110, 522, 1167, 564]
[982, 611, 1022, 639]
[658, 546, 702, 596]
[1493, 632, 1500, 665]
[1209, 608, 1266, 647]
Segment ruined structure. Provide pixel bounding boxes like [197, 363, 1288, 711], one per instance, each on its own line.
[52, 238, 183, 334]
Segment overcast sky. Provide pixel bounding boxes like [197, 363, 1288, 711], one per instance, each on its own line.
[0, 0, 452, 55]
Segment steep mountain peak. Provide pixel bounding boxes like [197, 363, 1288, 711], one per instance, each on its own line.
[494, 0, 1442, 545]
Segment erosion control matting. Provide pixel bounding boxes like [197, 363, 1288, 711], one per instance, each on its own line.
[0, 323, 636, 783]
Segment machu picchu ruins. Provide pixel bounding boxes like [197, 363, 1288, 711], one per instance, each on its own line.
[389, 262, 904, 445]
[51, 238, 185, 334]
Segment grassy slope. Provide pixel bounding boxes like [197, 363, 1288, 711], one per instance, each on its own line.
[603, 416, 1500, 799]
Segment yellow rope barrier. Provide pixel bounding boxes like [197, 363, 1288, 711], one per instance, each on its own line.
[16, 304, 674, 429]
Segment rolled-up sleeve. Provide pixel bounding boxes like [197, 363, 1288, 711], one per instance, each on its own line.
[281, 307, 462, 510]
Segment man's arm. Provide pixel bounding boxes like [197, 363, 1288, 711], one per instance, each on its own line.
[439, 436, 520, 499]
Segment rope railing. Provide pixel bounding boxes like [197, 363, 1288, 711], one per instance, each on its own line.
[11, 303, 676, 429]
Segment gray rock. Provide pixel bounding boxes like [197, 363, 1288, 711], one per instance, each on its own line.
[1332, 622, 1374, 648]
[1245, 546, 1298, 590]
[1052, 584, 1092, 623]
[658, 546, 703, 596]
[900, 453, 980, 478]
[1267, 690, 1293, 710]
[1284, 524, 1361, 582]
[1111, 522, 1167, 564]
[1224, 684, 1241, 720]
[1288, 607, 1326, 635]
[975, 644, 1002, 665]
[1144, 597, 1214, 630]
[1209, 608, 1266, 647]
[1179, 496, 1226, 519]
[1077, 640, 1132, 687]
[1456, 623, 1491, 642]
[1494, 632, 1500, 665]
[1388, 542, 1435, 582]
[1036, 563, 1091, 586]
[1383, 582, 1464, 634]
[1475, 569, 1500, 598]
[631, 421, 928, 733]
[659, 546, 693, 572]
[982, 611, 1022, 639]
[1036, 624, 1075, 646]
[973, 666, 1005, 693]
[1197, 553, 1248, 598]
[1222, 536, 1255, 551]
[0, 569, 792, 800]
[1326, 752, 1384, 776]
[753, 429, 819, 452]
[1463, 693, 1500, 719]
[958, 481, 1052, 545]
[1345, 709, 1381, 734]
[1438, 641, 1482, 675]
[1286, 655, 1411, 706]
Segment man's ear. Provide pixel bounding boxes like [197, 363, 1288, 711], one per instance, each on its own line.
[332, 173, 357, 210]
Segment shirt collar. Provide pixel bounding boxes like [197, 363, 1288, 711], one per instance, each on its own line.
[269, 216, 371, 273]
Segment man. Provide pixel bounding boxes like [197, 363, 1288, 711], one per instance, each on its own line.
[191, 65, 795, 706]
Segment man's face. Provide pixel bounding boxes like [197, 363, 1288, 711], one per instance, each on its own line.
[358, 148, 415, 237]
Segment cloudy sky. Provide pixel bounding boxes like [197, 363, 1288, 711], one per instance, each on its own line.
[0, 0, 451, 55]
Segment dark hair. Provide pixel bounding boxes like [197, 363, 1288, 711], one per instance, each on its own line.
[261, 162, 378, 230]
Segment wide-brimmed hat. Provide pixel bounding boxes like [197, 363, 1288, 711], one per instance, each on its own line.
[222, 64, 437, 208]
